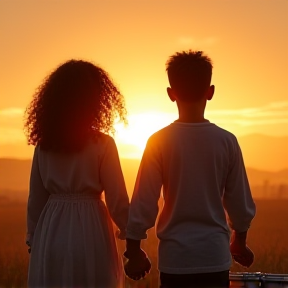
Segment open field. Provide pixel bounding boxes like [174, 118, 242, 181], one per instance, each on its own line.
[0, 199, 287, 288]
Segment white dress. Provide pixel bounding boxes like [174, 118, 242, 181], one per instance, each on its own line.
[26, 134, 129, 288]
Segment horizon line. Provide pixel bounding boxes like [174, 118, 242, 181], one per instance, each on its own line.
[0, 157, 288, 173]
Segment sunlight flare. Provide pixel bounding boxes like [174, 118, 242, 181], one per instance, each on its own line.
[114, 112, 176, 158]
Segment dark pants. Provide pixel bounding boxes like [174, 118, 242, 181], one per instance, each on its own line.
[160, 270, 230, 288]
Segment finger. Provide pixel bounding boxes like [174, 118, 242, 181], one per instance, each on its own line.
[126, 273, 135, 279]
[145, 264, 151, 273]
[241, 251, 254, 266]
[124, 268, 131, 276]
[125, 270, 137, 279]
[245, 256, 254, 267]
[233, 255, 246, 266]
[233, 255, 253, 268]
[129, 272, 142, 280]
[232, 254, 241, 262]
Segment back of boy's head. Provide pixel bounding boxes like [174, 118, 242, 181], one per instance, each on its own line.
[166, 50, 213, 101]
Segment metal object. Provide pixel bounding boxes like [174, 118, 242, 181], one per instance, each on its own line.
[229, 272, 288, 288]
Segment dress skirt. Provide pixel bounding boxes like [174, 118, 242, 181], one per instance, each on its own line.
[28, 193, 124, 288]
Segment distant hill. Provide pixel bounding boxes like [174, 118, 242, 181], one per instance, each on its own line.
[0, 158, 32, 191]
[1, 157, 287, 200]
[245, 167, 288, 186]
[0, 142, 34, 160]
[0, 158, 139, 193]
[1, 134, 288, 171]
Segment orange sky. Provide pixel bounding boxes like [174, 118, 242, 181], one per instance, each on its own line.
[0, 1, 287, 161]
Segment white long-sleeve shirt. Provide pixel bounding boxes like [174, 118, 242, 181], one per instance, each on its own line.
[126, 122, 256, 274]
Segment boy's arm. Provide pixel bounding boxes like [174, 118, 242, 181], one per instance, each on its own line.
[223, 139, 256, 267]
[27, 147, 50, 252]
[124, 137, 162, 279]
[223, 139, 256, 233]
[126, 136, 163, 240]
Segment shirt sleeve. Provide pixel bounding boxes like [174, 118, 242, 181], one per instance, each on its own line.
[126, 137, 163, 240]
[26, 146, 50, 247]
[100, 137, 130, 239]
[223, 139, 256, 232]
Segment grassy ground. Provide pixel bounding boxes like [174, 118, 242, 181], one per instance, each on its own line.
[0, 199, 287, 288]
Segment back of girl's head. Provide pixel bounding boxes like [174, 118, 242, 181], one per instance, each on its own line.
[24, 59, 126, 152]
[166, 50, 213, 101]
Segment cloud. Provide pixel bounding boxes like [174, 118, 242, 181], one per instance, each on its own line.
[207, 101, 288, 126]
[0, 107, 24, 117]
[178, 36, 218, 46]
[0, 127, 25, 144]
[0, 107, 26, 144]
[207, 101, 288, 125]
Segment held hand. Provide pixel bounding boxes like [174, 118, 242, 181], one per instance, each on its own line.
[230, 241, 254, 268]
[124, 249, 151, 281]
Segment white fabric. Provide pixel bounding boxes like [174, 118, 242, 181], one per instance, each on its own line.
[27, 134, 129, 288]
[127, 122, 256, 274]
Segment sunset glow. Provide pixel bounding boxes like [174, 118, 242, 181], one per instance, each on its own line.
[0, 0, 287, 170]
[1, 3, 288, 286]
[114, 112, 176, 157]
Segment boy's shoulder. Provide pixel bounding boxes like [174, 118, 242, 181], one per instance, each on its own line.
[148, 122, 239, 146]
[212, 124, 238, 139]
[148, 123, 175, 139]
[150, 122, 237, 137]
[204, 124, 239, 145]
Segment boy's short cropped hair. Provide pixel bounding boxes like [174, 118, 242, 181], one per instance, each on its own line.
[166, 50, 213, 101]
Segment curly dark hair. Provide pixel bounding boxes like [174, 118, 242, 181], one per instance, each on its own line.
[24, 59, 127, 152]
[166, 50, 213, 101]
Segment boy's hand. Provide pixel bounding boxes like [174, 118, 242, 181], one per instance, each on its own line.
[230, 230, 254, 268]
[124, 249, 151, 280]
[231, 245, 254, 268]
[124, 238, 151, 280]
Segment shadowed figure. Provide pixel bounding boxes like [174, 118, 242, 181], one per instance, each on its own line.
[24, 60, 129, 288]
[124, 50, 255, 288]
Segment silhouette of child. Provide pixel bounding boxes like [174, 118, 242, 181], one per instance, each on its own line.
[24, 60, 129, 288]
[124, 50, 255, 288]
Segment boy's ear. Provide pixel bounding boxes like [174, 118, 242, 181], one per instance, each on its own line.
[167, 87, 176, 102]
[206, 85, 215, 101]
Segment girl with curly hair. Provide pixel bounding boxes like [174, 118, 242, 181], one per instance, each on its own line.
[24, 59, 129, 288]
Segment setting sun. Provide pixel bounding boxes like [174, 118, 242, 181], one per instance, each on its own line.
[114, 112, 176, 158]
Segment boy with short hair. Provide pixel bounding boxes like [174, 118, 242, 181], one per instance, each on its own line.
[124, 50, 256, 287]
